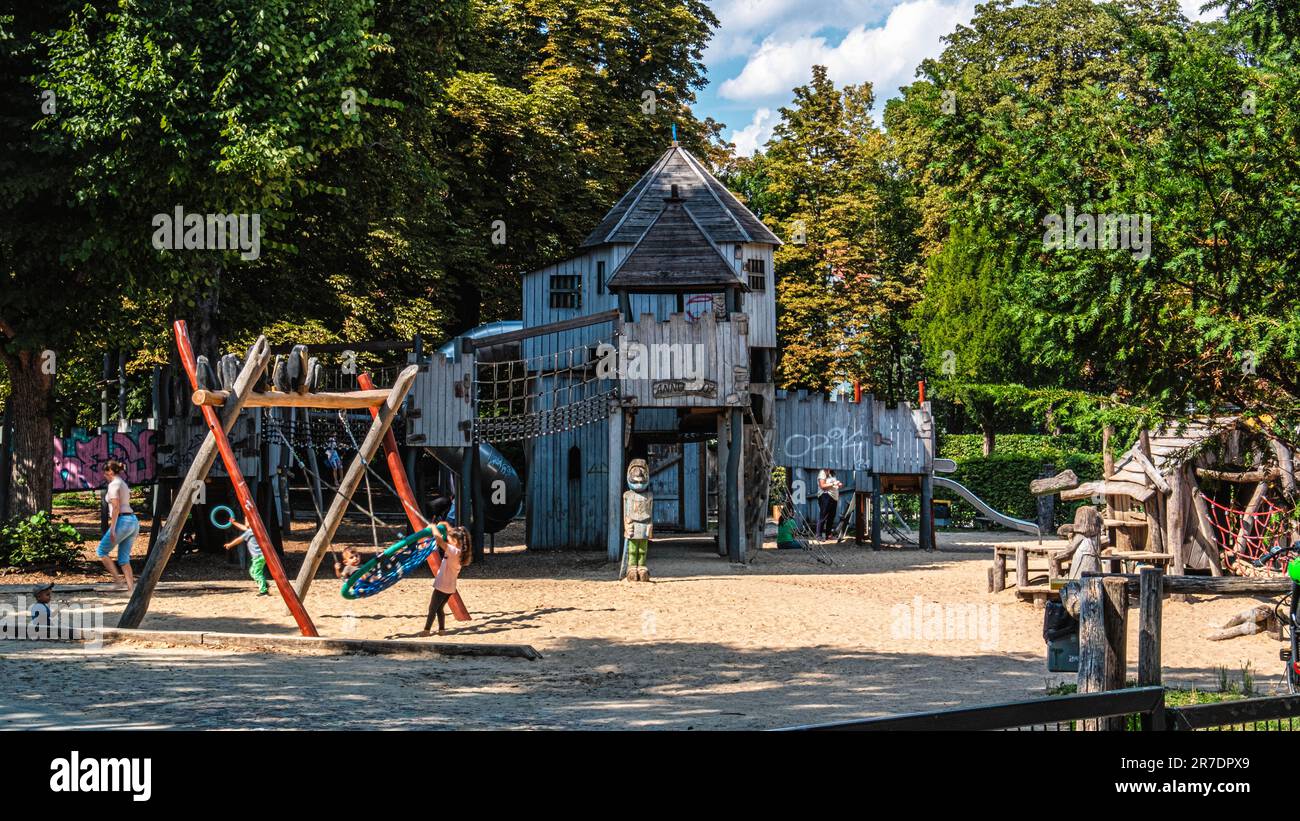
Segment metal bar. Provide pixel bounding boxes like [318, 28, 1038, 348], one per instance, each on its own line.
[778, 686, 1167, 732]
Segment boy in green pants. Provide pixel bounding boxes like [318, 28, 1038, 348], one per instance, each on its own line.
[224, 518, 269, 595]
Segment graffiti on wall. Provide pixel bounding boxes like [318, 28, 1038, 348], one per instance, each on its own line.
[54, 427, 157, 491]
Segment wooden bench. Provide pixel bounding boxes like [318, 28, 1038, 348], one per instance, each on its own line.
[990, 543, 1070, 594]
[1014, 584, 1059, 609]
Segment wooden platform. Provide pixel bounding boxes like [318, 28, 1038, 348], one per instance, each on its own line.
[1013, 585, 1059, 609]
[1101, 550, 1174, 574]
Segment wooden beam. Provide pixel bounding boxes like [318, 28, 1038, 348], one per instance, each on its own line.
[1061, 479, 1155, 503]
[1030, 469, 1079, 496]
[1131, 448, 1171, 494]
[118, 336, 270, 629]
[292, 366, 419, 597]
[193, 388, 390, 409]
[468, 309, 620, 350]
[1195, 466, 1281, 483]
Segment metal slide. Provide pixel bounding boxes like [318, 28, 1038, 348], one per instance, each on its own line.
[932, 476, 1041, 536]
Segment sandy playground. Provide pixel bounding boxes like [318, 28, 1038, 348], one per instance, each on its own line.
[1, 515, 1292, 730]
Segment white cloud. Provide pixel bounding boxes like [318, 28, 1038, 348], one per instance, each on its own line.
[1179, 0, 1220, 22]
[731, 107, 777, 156]
[719, 0, 977, 103]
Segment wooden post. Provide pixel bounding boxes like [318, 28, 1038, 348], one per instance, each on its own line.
[919, 473, 934, 551]
[471, 441, 486, 562]
[1137, 431, 1166, 555]
[1138, 567, 1163, 689]
[1036, 463, 1056, 536]
[854, 485, 866, 545]
[727, 406, 744, 562]
[870, 479, 882, 550]
[1189, 474, 1224, 575]
[119, 335, 271, 629]
[292, 366, 418, 597]
[1078, 575, 1129, 730]
[1016, 545, 1030, 590]
[992, 549, 1006, 592]
[607, 403, 625, 561]
[716, 413, 729, 557]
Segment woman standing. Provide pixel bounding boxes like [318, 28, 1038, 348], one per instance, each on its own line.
[96, 459, 140, 590]
[816, 468, 842, 541]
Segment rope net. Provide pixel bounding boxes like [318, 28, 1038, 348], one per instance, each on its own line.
[260, 411, 405, 451]
[1202, 493, 1295, 574]
[472, 340, 615, 444]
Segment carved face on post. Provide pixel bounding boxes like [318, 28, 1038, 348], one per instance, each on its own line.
[627, 458, 650, 492]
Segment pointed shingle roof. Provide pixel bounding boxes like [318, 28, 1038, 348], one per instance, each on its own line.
[606, 194, 749, 293]
[581, 144, 781, 248]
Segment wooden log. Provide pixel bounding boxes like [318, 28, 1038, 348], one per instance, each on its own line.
[119, 337, 271, 629]
[1137, 567, 1162, 689]
[1078, 576, 1128, 730]
[1030, 469, 1078, 496]
[1132, 448, 1172, 495]
[1080, 573, 1291, 597]
[292, 366, 419, 597]
[1269, 436, 1296, 497]
[1233, 481, 1269, 557]
[1103, 425, 1115, 479]
[1188, 475, 1223, 576]
[1016, 545, 1030, 589]
[1061, 480, 1154, 503]
[1196, 466, 1281, 483]
[1166, 465, 1187, 575]
[992, 550, 1007, 592]
[193, 388, 391, 409]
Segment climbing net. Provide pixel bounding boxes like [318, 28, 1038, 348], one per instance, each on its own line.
[472, 340, 616, 443]
[1203, 493, 1295, 575]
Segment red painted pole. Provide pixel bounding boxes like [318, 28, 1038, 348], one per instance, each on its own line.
[173, 321, 318, 637]
[357, 372, 470, 622]
[918, 380, 926, 405]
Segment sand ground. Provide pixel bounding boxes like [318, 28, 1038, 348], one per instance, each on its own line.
[0, 517, 1291, 730]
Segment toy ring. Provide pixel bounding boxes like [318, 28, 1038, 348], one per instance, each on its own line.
[209, 505, 236, 530]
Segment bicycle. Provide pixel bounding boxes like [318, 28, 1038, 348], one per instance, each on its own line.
[1252, 542, 1300, 694]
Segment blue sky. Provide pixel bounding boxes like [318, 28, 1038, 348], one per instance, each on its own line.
[693, 0, 1220, 155]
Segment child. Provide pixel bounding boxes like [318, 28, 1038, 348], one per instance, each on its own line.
[776, 514, 802, 549]
[334, 547, 363, 580]
[421, 524, 471, 636]
[223, 518, 269, 595]
[29, 583, 54, 631]
[324, 436, 343, 486]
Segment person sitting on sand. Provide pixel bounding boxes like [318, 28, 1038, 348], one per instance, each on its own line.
[776, 514, 803, 549]
[420, 523, 471, 637]
[222, 518, 269, 596]
[334, 547, 363, 580]
[29, 583, 54, 630]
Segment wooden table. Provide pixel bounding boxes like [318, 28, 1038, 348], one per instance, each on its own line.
[1101, 550, 1173, 574]
[990, 543, 1070, 594]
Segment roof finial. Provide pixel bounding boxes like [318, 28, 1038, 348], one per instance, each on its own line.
[671, 122, 678, 144]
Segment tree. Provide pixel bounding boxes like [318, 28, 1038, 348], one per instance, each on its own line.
[733, 65, 921, 398]
[0, 1, 375, 515]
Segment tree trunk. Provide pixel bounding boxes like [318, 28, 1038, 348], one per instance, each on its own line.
[190, 266, 222, 364]
[1, 348, 55, 517]
[981, 418, 995, 456]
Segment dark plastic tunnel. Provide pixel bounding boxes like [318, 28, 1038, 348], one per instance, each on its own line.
[428, 445, 522, 534]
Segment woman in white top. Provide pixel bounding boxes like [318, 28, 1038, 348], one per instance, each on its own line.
[816, 468, 842, 540]
[96, 459, 140, 590]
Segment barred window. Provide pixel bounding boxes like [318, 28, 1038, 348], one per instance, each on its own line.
[745, 258, 766, 291]
[549, 274, 582, 309]
[596, 261, 605, 295]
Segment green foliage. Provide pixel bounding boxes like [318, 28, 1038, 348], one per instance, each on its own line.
[0, 512, 84, 568]
[727, 66, 922, 400]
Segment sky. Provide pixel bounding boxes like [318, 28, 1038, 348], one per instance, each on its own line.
[694, 0, 1223, 155]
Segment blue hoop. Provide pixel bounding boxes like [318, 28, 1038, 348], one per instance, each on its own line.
[341, 527, 437, 600]
[209, 505, 236, 530]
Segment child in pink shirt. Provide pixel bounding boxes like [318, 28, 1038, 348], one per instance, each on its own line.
[422, 524, 472, 636]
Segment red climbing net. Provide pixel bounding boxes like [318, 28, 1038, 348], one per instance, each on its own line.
[1202, 492, 1295, 573]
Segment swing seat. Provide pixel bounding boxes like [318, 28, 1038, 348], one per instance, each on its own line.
[341, 527, 437, 599]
